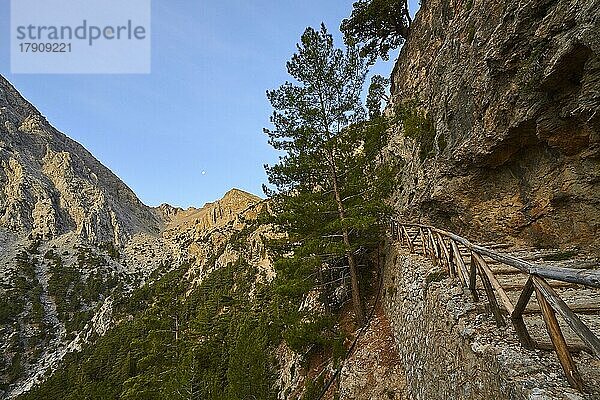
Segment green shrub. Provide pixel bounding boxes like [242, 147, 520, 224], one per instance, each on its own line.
[100, 242, 120, 260]
[395, 101, 438, 161]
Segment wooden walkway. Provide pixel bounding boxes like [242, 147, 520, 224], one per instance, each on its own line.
[390, 221, 600, 392]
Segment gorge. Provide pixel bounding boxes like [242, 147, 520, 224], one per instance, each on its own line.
[1, 0, 600, 399]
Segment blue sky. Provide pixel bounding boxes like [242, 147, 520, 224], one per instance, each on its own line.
[0, 0, 419, 207]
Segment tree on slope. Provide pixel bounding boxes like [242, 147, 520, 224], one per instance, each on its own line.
[264, 24, 395, 327]
[341, 0, 412, 62]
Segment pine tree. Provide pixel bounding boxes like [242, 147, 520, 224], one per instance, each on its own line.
[341, 0, 412, 62]
[265, 24, 395, 327]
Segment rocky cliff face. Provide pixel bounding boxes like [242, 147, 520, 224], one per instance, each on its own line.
[162, 188, 273, 286]
[390, 0, 600, 250]
[0, 75, 161, 245]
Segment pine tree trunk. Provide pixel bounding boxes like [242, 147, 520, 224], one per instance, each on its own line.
[317, 264, 331, 314]
[326, 151, 366, 326]
[343, 227, 366, 326]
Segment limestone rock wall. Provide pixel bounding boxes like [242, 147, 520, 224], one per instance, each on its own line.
[389, 0, 600, 250]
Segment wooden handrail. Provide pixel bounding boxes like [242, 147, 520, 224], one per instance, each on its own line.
[390, 220, 600, 392]
[401, 223, 600, 288]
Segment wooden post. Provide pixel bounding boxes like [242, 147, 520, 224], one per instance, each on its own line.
[427, 229, 439, 267]
[448, 238, 458, 281]
[511, 277, 535, 349]
[534, 285, 584, 392]
[419, 228, 427, 256]
[403, 227, 414, 253]
[436, 232, 455, 278]
[469, 253, 479, 301]
[451, 240, 470, 288]
[472, 253, 514, 315]
[533, 276, 600, 358]
[410, 229, 419, 252]
[473, 253, 505, 327]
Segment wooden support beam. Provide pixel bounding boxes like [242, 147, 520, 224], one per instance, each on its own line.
[472, 253, 514, 315]
[511, 277, 535, 349]
[532, 276, 600, 359]
[403, 227, 414, 253]
[535, 285, 584, 392]
[473, 253, 505, 327]
[409, 229, 419, 252]
[426, 229, 438, 266]
[397, 222, 403, 245]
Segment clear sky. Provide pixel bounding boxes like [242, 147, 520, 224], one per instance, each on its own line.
[0, 0, 420, 207]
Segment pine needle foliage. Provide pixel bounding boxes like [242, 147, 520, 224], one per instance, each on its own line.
[264, 24, 398, 340]
[341, 0, 412, 62]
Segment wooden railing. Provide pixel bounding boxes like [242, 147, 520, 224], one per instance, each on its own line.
[390, 221, 600, 392]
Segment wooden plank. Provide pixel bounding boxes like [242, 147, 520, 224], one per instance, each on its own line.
[511, 277, 535, 349]
[534, 286, 584, 392]
[489, 266, 523, 275]
[473, 252, 514, 315]
[473, 254, 505, 327]
[502, 281, 579, 291]
[469, 254, 479, 302]
[520, 305, 600, 315]
[480, 243, 514, 249]
[533, 276, 600, 359]
[535, 342, 591, 354]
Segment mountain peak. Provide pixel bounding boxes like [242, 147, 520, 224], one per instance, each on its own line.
[163, 188, 263, 235]
[221, 188, 262, 203]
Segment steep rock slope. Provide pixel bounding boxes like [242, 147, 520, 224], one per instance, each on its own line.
[390, 0, 600, 250]
[0, 75, 178, 398]
[162, 188, 273, 285]
[15, 193, 278, 400]
[0, 75, 161, 244]
[1, 185, 268, 399]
